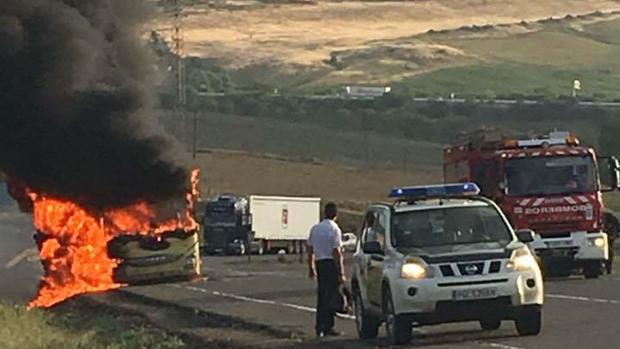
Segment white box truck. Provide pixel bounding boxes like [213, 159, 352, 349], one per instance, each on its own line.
[202, 194, 320, 255]
[250, 195, 321, 253]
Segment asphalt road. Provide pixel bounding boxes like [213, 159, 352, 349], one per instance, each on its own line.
[0, 185, 40, 303]
[126, 252, 620, 349]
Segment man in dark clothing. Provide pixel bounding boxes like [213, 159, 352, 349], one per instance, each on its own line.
[307, 202, 345, 338]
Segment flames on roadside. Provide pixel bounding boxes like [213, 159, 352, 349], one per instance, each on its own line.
[26, 169, 200, 309]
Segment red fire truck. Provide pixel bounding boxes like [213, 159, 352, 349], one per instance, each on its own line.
[444, 129, 620, 278]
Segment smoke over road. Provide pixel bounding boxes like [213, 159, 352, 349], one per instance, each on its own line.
[0, 0, 188, 211]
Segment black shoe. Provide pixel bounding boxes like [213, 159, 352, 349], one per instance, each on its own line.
[323, 329, 343, 337]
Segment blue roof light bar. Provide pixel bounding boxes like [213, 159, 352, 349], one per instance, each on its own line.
[389, 183, 481, 200]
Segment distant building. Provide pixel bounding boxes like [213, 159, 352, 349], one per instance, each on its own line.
[341, 85, 391, 99]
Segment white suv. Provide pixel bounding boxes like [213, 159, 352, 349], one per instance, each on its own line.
[351, 183, 544, 345]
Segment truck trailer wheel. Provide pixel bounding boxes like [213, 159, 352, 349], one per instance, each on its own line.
[253, 241, 264, 255]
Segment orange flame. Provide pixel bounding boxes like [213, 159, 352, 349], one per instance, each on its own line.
[28, 169, 200, 309]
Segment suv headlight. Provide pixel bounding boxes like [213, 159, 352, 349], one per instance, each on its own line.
[506, 247, 538, 272]
[401, 258, 431, 279]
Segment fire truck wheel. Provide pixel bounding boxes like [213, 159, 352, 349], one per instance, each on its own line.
[542, 263, 571, 278]
[607, 238, 615, 274]
[583, 261, 602, 279]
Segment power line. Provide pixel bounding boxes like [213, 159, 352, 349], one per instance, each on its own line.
[172, 0, 186, 108]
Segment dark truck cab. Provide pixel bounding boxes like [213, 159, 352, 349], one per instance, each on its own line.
[202, 195, 252, 255]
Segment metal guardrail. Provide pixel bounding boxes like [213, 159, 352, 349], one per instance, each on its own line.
[195, 92, 620, 107]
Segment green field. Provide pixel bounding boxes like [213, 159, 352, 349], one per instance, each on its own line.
[395, 18, 620, 99]
[160, 111, 444, 167]
[0, 301, 185, 349]
[395, 63, 620, 100]
[172, 12, 620, 100]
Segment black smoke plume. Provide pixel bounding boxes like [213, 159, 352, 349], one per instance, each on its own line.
[0, 0, 188, 211]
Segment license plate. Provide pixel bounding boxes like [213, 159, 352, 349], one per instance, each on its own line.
[549, 249, 572, 257]
[546, 240, 572, 248]
[452, 287, 497, 301]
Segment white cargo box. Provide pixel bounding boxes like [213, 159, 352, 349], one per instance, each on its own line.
[250, 195, 321, 241]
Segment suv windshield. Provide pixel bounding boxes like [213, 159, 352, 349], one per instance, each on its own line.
[392, 206, 512, 251]
[505, 155, 596, 196]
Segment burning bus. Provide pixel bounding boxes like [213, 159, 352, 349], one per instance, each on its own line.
[0, 0, 204, 308]
[108, 231, 200, 284]
[7, 170, 202, 308]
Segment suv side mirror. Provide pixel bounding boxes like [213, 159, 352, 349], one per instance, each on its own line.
[362, 241, 383, 255]
[516, 229, 536, 243]
[598, 156, 620, 192]
[609, 156, 620, 190]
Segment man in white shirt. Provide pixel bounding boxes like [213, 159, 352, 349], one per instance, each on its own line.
[307, 202, 345, 338]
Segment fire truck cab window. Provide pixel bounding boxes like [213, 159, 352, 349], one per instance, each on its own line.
[472, 161, 498, 197]
[505, 156, 596, 196]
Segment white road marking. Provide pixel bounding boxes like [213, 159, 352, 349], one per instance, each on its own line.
[172, 284, 528, 349]
[547, 293, 619, 305]
[211, 289, 356, 320]
[170, 284, 356, 320]
[4, 247, 38, 269]
[486, 342, 525, 349]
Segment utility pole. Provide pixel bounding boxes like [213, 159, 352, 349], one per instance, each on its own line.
[171, 0, 197, 160]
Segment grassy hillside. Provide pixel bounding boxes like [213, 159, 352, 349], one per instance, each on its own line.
[193, 150, 441, 230]
[152, 1, 620, 99]
[160, 111, 444, 167]
[396, 16, 620, 99]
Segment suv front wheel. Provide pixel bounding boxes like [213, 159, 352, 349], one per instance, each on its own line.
[354, 287, 380, 339]
[515, 306, 542, 336]
[383, 288, 412, 345]
[479, 318, 502, 331]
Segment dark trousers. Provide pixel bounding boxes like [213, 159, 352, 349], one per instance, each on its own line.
[315, 259, 339, 334]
